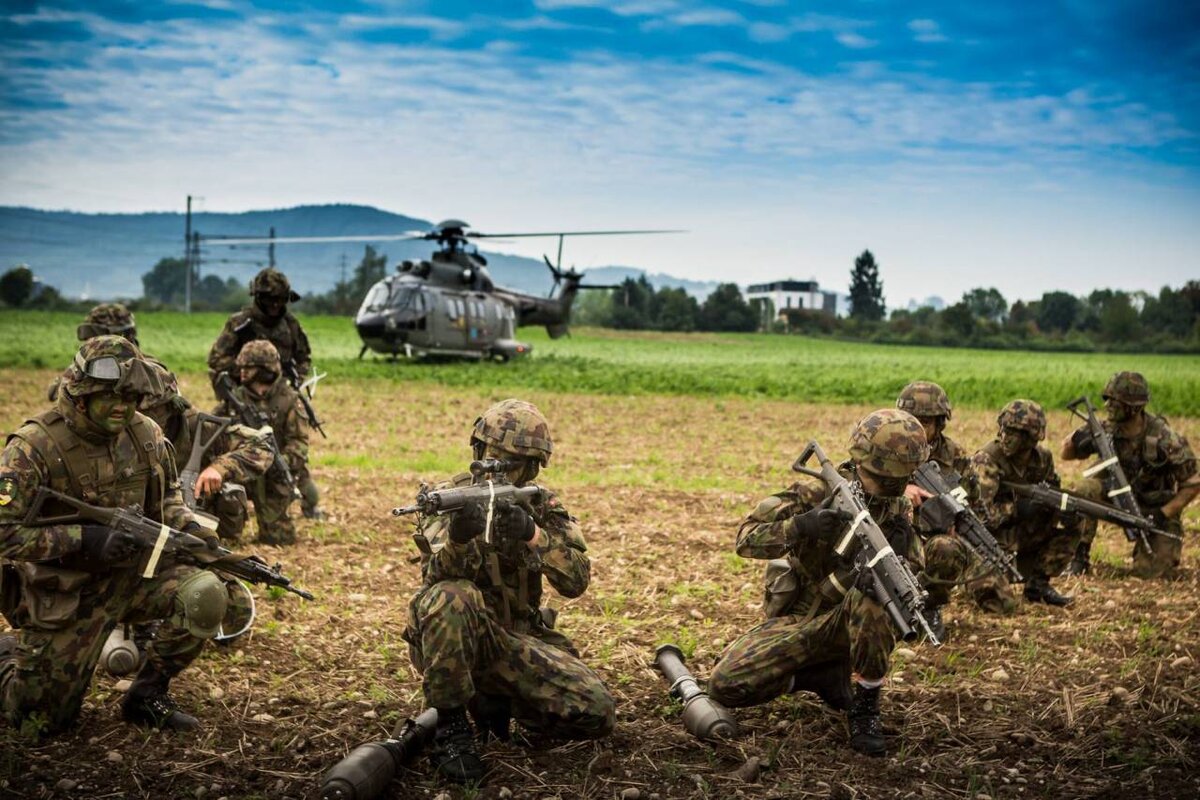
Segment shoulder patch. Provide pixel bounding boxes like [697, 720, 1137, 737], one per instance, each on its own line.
[0, 475, 15, 505]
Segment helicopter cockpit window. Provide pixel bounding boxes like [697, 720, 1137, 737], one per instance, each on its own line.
[362, 282, 393, 313]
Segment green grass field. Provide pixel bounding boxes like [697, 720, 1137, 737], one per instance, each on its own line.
[3, 309, 1197, 415]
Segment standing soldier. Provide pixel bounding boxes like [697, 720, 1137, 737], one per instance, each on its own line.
[403, 399, 615, 783]
[214, 341, 307, 546]
[707, 409, 928, 758]
[0, 337, 228, 734]
[207, 267, 324, 520]
[898, 382, 1018, 637]
[1060, 372, 1198, 578]
[969, 400, 1077, 606]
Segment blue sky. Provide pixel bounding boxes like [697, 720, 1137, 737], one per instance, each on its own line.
[2, 0, 1198, 306]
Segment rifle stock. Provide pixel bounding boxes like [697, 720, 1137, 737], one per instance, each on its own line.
[179, 412, 233, 509]
[1002, 481, 1177, 542]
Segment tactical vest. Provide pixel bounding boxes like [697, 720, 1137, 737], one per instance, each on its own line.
[15, 410, 164, 515]
[1113, 415, 1181, 505]
[232, 309, 304, 368]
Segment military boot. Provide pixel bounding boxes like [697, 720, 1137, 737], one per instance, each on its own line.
[121, 662, 200, 731]
[1024, 576, 1072, 607]
[469, 693, 512, 741]
[1063, 542, 1091, 576]
[847, 683, 886, 757]
[790, 657, 852, 711]
[431, 706, 484, 784]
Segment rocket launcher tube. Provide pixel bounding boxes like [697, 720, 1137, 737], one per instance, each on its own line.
[654, 644, 738, 740]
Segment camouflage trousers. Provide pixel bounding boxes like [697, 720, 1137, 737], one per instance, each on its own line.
[0, 562, 208, 734]
[923, 532, 1018, 615]
[1069, 478, 1182, 578]
[707, 588, 895, 708]
[968, 518, 1077, 605]
[405, 579, 614, 739]
[296, 465, 320, 517]
[248, 475, 296, 545]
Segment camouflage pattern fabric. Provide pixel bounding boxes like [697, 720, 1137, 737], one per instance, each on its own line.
[472, 399, 554, 466]
[1103, 371, 1150, 406]
[927, 433, 971, 477]
[214, 376, 308, 545]
[707, 462, 921, 706]
[250, 267, 299, 301]
[968, 439, 1078, 605]
[1070, 475, 1189, 579]
[207, 306, 311, 390]
[405, 580, 614, 738]
[848, 409, 930, 477]
[897, 381, 953, 420]
[997, 400, 1047, 440]
[236, 339, 283, 372]
[77, 303, 137, 343]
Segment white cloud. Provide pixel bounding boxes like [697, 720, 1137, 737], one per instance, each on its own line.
[908, 18, 948, 43]
[835, 32, 876, 49]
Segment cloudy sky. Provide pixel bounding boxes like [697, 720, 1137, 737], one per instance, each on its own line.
[2, 0, 1198, 306]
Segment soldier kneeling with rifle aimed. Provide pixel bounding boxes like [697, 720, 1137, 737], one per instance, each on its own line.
[1059, 372, 1198, 578]
[704, 409, 938, 758]
[0, 337, 310, 736]
[355, 399, 614, 788]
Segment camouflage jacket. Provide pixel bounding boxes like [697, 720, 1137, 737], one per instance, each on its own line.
[415, 473, 590, 632]
[737, 462, 922, 618]
[928, 433, 971, 476]
[164, 405, 274, 487]
[970, 440, 1059, 529]
[214, 377, 308, 477]
[207, 305, 311, 388]
[0, 398, 194, 564]
[1068, 414, 1197, 508]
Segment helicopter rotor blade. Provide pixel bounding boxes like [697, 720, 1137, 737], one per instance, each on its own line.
[200, 232, 429, 246]
[467, 229, 685, 239]
[576, 283, 621, 290]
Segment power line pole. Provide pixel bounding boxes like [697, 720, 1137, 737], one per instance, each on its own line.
[184, 195, 192, 313]
[269, 226, 276, 268]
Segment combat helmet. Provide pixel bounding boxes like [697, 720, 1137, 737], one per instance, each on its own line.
[77, 303, 138, 345]
[62, 335, 164, 399]
[138, 362, 190, 425]
[1102, 371, 1150, 407]
[997, 399, 1046, 441]
[236, 340, 282, 376]
[172, 571, 229, 639]
[471, 399, 553, 466]
[848, 408, 929, 477]
[249, 267, 301, 302]
[896, 381, 952, 420]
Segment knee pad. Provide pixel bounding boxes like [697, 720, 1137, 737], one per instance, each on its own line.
[173, 571, 229, 639]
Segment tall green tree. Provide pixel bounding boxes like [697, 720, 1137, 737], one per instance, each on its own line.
[962, 287, 1008, 322]
[699, 283, 757, 332]
[655, 287, 699, 331]
[351, 246, 388, 303]
[1036, 291, 1080, 333]
[610, 275, 655, 329]
[0, 266, 34, 307]
[142, 257, 189, 305]
[848, 250, 885, 321]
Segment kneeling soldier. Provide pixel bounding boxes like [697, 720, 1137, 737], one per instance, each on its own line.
[0, 337, 227, 735]
[707, 409, 928, 757]
[403, 399, 615, 783]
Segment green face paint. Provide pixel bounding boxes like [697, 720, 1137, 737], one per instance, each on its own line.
[87, 391, 137, 433]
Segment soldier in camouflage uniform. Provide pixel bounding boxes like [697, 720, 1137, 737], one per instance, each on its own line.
[207, 267, 324, 519]
[969, 400, 1077, 607]
[899, 382, 1017, 631]
[213, 341, 307, 546]
[0, 337, 228, 735]
[403, 399, 614, 783]
[1060, 372, 1199, 578]
[707, 409, 928, 757]
[49, 303, 157, 402]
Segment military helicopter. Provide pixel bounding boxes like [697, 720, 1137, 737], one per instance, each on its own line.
[206, 220, 678, 360]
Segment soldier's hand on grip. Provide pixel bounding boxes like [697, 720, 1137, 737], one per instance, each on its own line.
[790, 506, 852, 543]
[496, 503, 536, 543]
[80, 525, 139, 565]
[448, 500, 487, 544]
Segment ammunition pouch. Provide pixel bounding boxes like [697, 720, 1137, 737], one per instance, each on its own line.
[17, 563, 91, 630]
[763, 557, 800, 618]
[0, 562, 20, 627]
[211, 483, 248, 540]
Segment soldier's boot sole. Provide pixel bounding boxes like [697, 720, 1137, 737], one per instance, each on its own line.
[122, 694, 201, 732]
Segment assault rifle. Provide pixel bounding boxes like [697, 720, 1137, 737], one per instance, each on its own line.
[214, 371, 297, 494]
[1067, 396, 1154, 553]
[320, 709, 438, 800]
[24, 486, 314, 600]
[283, 358, 327, 439]
[793, 441, 940, 646]
[391, 460, 544, 521]
[1001, 481, 1178, 542]
[912, 461, 1023, 584]
[179, 412, 233, 508]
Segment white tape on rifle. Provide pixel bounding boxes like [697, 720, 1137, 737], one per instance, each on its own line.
[1082, 456, 1118, 478]
[484, 480, 496, 544]
[951, 487, 968, 503]
[1108, 485, 1132, 497]
[866, 545, 894, 567]
[835, 509, 870, 556]
[142, 523, 170, 578]
[1060, 492, 1069, 511]
[827, 571, 849, 596]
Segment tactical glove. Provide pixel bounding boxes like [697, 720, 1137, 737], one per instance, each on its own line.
[1014, 497, 1042, 523]
[791, 507, 852, 543]
[80, 526, 140, 565]
[1070, 427, 1094, 454]
[495, 504, 536, 543]
[448, 500, 487, 544]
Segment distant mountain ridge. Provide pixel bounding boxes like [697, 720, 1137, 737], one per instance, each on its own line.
[0, 204, 718, 301]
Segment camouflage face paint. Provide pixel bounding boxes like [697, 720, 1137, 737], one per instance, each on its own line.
[1104, 397, 1135, 423]
[999, 428, 1034, 456]
[86, 391, 137, 434]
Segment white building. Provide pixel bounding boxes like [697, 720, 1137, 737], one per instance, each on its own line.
[745, 279, 850, 321]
